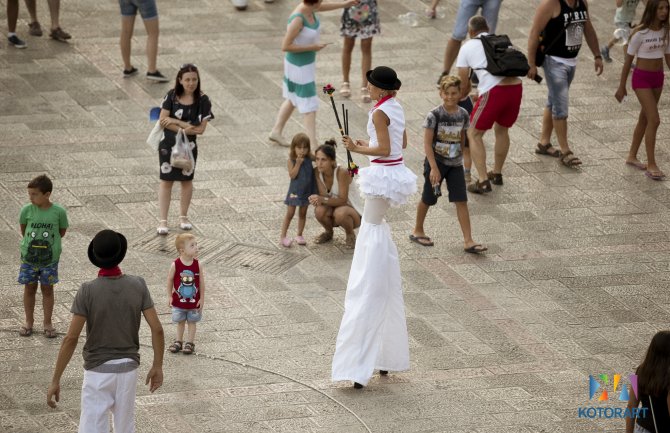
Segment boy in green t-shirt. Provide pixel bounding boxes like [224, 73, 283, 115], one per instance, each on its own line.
[18, 175, 68, 338]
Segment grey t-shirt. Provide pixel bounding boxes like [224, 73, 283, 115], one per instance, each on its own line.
[422, 105, 470, 167]
[71, 275, 154, 370]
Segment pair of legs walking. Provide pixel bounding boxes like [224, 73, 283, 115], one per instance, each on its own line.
[469, 123, 510, 182]
[271, 102, 317, 150]
[628, 87, 663, 177]
[158, 180, 193, 232]
[120, 14, 160, 74]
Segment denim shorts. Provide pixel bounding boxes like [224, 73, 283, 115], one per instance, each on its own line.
[171, 307, 202, 323]
[543, 55, 576, 119]
[18, 261, 59, 285]
[118, 0, 158, 20]
[452, 0, 502, 40]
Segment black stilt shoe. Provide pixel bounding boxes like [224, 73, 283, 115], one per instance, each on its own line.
[379, 370, 388, 376]
[353, 382, 363, 389]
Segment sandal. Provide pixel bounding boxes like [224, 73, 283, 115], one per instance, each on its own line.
[487, 171, 503, 186]
[44, 327, 57, 338]
[157, 220, 168, 235]
[340, 82, 351, 98]
[464, 244, 488, 254]
[409, 234, 434, 246]
[467, 179, 492, 194]
[559, 151, 582, 168]
[169, 340, 183, 353]
[645, 170, 666, 181]
[361, 87, 371, 103]
[314, 231, 334, 244]
[182, 342, 195, 355]
[19, 326, 33, 337]
[179, 216, 192, 230]
[535, 142, 561, 158]
[345, 233, 356, 249]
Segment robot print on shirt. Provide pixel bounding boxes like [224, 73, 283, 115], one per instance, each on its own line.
[177, 270, 198, 303]
[25, 227, 53, 266]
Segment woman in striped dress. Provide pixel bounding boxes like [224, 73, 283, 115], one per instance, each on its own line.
[269, 0, 359, 148]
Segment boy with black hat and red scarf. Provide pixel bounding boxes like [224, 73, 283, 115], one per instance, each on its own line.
[47, 229, 164, 433]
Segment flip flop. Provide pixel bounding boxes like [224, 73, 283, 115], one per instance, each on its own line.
[625, 161, 647, 171]
[44, 328, 57, 338]
[19, 326, 33, 337]
[645, 170, 666, 181]
[409, 234, 434, 247]
[464, 244, 488, 254]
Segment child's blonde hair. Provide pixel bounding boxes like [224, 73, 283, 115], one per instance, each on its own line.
[289, 132, 312, 160]
[175, 233, 196, 252]
[438, 75, 461, 93]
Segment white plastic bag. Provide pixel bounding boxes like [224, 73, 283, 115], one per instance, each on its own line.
[146, 121, 163, 151]
[170, 129, 194, 171]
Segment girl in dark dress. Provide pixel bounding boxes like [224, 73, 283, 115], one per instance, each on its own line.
[280, 133, 316, 247]
[157, 64, 214, 235]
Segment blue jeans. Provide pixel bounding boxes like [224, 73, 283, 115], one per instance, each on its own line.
[543, 56, 576, 119]
[452, 0, 503, 40]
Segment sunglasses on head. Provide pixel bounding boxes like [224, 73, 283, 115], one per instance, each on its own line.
[180, 63, 198, 70]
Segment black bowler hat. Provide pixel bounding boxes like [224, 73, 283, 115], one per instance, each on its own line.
[88, 230, 127, 269]
[366, 66, 402, 91]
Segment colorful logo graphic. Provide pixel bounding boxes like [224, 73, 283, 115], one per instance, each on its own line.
[588, 374, 638, 401]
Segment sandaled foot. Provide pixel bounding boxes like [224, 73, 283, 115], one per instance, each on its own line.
[409, 234, 434, 246]
[19, 326, 33, 337]
[467, 179, 492, 194]
[157, 220, 168, 235]
[625, 160, 647, 170]
[464, 244, 488, 254]
[169, 340, 183, 353]
[44, 327, 57, 338]
[314, 231, 334, 244]
[645, 170, 666, 181]
[179, 216, 192, 230]
[361, 87, 371, 103]
[345, 233, 356, 249]
[340, 82, 351, 98]
[560, 151, 582, 168]
[535, 142, 561, 157]
[487, 171, 503, 186]
[269, 131, 290, 147]
[294, 235, 307, 246]
[182, 342, 195, 355]
[280, 237, 292, 248]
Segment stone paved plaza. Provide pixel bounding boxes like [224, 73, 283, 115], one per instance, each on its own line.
[2, 0, 670, 431]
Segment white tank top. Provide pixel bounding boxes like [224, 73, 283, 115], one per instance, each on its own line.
[366, 98, 405, 162]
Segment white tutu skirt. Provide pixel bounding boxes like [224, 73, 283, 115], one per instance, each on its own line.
[357, 164, 417, 207]
[331, 219, 410, 386]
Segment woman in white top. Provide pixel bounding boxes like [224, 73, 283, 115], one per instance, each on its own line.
[332, 66, 417, 389]
[309, 140, 361, 248]
[615, 0, 670, 180]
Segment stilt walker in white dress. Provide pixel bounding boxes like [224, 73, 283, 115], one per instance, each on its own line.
[332, 66, 417, 388]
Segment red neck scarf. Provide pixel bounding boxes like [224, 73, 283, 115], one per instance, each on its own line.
[373, 95, 393, 109]
[98, 266, 123, 277]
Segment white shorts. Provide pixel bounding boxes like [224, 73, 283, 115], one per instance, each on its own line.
[79, 358, 138, 433]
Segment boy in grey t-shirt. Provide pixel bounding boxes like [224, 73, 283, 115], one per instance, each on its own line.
[410, 75, 487, 254]
[47, 230, 165, 433]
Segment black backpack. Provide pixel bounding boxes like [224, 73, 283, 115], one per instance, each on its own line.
[477, 34, 530, 77]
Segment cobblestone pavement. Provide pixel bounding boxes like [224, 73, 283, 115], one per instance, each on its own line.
[2, 0, 670, 431]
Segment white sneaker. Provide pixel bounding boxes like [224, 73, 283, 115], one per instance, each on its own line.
[231, 0, 248, 10]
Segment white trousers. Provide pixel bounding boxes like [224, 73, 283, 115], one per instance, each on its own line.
[79, 359, 138, 433]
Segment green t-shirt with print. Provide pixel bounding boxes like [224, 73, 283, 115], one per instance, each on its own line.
[19, 203, 69, 266]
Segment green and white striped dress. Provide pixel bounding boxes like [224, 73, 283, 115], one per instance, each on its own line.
[283, 13, 320, 114]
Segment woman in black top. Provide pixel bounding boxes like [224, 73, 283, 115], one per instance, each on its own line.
[626, 330, 670, 433]
[157, 64, 213, 235]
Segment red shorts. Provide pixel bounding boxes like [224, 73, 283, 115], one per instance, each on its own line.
[632, 68, 664, 90]
[470, 83, 523, 130]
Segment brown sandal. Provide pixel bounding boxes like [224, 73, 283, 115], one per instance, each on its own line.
[44, 327, 57, 338]
[182, 342, 195, 355]
[19, 326, 33, 337]
[560, 151, 582, 167]
[314, 231, 334, 244]
[535, 142, 561, 157]
[168, 340, 183, 353]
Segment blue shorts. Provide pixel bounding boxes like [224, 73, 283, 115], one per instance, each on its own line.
[119, 0, 158, 20]
[452, 0, 502, 41]
[18, 261, 59, 286]
[171, 307, 202, 323]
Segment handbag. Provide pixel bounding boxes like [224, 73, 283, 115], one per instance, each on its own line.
[146, 121, 163, 151]
[170, 129, 195, 171]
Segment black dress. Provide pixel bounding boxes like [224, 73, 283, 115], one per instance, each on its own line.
[158, 89, 214, 181]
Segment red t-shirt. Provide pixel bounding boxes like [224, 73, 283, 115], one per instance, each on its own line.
[171, 258, 200, 309]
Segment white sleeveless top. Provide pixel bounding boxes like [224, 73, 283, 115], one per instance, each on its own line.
[366, 97, 404, 161]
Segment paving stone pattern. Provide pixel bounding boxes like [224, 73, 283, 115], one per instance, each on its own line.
[1, 0, 669, 432]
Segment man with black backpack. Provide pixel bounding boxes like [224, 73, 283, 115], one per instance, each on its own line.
[456, 16, 525, 194]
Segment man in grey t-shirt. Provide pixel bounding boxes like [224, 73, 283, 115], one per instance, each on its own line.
[47, 230, 164, 433]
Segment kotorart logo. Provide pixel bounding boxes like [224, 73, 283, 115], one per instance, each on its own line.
[577, 374, 648, 419]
